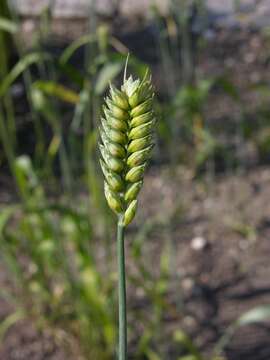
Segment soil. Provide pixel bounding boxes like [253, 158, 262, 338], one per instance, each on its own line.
[139, 165, 270, 360]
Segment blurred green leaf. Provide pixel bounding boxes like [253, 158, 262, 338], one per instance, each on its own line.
[249, 83, 270, 97]
[0, 310, 25, 341]
[47, 134, 61, 158]
[71, 88, 90, 130]
[0, 52, 51, 97]
[145, 349, 162, 360]
[95, 62, 123, 95]
[178, 356, 200, 360]
[236, 305, 270, 326]
[0, 17, 18, 33]
[174, 330, 203, 360]
[57, 62, 84, 87]
[174, 79, 213, 116]
[33, 80, 80, 104]
[194, 127, 217, 167]
[214, 305, 270, 356]
[60, 34, 95, 65]
[215, 76, 240, 101]
[0, 206, 17, 235]
[31, 87, 58, 125]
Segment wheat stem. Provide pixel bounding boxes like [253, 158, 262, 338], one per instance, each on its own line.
[117, 220, 127, 360]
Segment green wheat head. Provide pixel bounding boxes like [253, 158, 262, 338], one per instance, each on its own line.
[99, 71, 156, 226]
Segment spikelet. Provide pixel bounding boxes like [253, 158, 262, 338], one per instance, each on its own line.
[99, 71, 155, 226]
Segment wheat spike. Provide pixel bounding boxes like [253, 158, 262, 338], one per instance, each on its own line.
[99, 71, 156, 226]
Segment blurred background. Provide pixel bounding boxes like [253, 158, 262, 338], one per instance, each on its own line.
[0, 0, 270, 359]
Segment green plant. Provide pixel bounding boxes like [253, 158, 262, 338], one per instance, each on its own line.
[0, 155, 116, 359]
[99, 66, 156, 359]
[160, 78, 214, 168]
[0, 3, 18, 162]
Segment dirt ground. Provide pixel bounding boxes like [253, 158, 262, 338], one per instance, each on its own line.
[140, 165, 270, 360]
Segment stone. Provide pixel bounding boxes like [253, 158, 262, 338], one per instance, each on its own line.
[191, 236, 208, 251]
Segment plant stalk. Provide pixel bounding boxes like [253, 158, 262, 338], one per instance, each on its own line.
[117, 220, 127, 360]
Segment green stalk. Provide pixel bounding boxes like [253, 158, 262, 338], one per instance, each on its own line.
[0, 105, 15, 172]
[117, 220, 127, 360]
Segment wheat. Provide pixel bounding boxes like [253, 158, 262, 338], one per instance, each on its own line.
[99, 72, 155, 226]
[99, 67, 156, 360]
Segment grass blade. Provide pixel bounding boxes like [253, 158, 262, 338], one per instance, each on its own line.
[95, 62, 123, 95]
[33, 80, 80, 104]
[0, 17, 18, 33]
[0, 310, 25, 341]
[0, 52, 51, 97]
